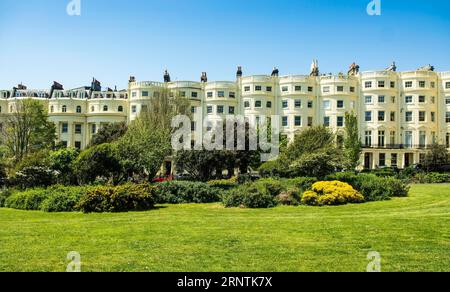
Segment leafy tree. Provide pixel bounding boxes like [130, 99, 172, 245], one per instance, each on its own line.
[74, 143, 123, 185]
[116, 117, 172, 181]
[273, 126, 342, 178]
[174, 121, 261, 181]
[175, 150, 227, 182]
[283, 126, 335, 163]
[343, 112, 362, 170]
[423, 144, 449, 172]
[0, 99, 56, 162]
[289, 150, 340, 179]
[89, 122, 128, 147]
[48, 147, 80, 185]
[116, 88, 191, 181]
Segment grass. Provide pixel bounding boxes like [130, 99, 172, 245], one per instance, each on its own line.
[0, 184, 449, 272]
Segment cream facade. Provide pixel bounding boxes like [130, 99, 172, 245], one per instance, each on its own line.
[1, 65, 450, 170]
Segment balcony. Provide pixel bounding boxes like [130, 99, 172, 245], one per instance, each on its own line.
[362, 144, 434, 150]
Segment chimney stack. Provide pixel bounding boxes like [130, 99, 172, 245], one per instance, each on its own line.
[271, 67, 279, 77]
[163, 70, 171, 83]
[236, 66, 243, 79]
[201, 72, 208, 83]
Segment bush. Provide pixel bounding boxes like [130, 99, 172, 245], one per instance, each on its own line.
[301, 181, 364, 206]
[286, 177, 317, 192]
[5, 189, 49, 210]
[223, 184, 278, 208]
[48, 148, 79, 185]
[11, 166, 57, 189]
[301, 191, 319, 206]
[155, 181, 222, 204]
[414, 172, 450, 184]
[222, 178, 286, 208]
[237, 174, 259, 184]
[252, 178, 285, 197]
[76, 184, 156, 213]
[40, 185, 91, 212]
[74, 143, 123, 185]
[326, 172, 409, 201]
[258, 160, 285, 178]
[207, 177, 238, 190]
[0, 188, 13, 207]
[276, 188, 301, 206]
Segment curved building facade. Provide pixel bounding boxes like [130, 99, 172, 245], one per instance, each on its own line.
[1, 65, 449, 170]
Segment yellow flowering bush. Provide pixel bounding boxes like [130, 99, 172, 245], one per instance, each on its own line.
[207, 177, 238, 190]
[301, 191, 320, 206]
[302, 181, 364, 206]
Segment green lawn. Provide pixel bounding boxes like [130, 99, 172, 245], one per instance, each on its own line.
[0, 184, 449, 272]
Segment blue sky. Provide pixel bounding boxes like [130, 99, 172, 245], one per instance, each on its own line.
[0, 0, 449, 89]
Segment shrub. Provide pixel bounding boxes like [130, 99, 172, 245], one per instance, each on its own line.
[0, 188, 13, 207]
[258, 160, 284, 178]
[76, 184, 156, 213]
[48, 148, 79, 185]
[222, 178, 286, 208]
[223, 184, 278, 208]
[207, 177, 238, 190]
[5, 189, 49, 210]
[40, 185, 91, 212]
[11, 166, 57, 189]
[301, 191, 319, 206]
[326, 172, 409, 201]
[301, 181, 364, 206]
[252, 178, 285, 197]
[155, 181, 222, 204]
[74, 143, 123, 185]
[276, 188, 301, 206]
[415, 172, 450, 184]
[286, 177, 317, 192]
[237, 174, 259, 184]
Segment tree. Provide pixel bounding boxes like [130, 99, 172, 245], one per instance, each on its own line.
[89, 122, 128, 147]
[289, 150, 340, 179]
[423, 144, 449, 172]
[74, 143, 123, 185]
[48, 147, 80, 185]
[175, 150, 228, 181]
[275, 126, 341, 178]
[343, 112, 362, 170]
[283, 126, 336, 162]
[0, 99, 56, 163]
[116, 88, 191, 181]
[174, 121, 262, 181]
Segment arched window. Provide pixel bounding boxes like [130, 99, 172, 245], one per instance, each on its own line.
[103, 105, 108, 112]
[118, 106, 123, 112]
[62, 105, 67, 113]
[76, 106, 82, 113]
[50, 106, 54, 113]
[91, 106, 95, 112]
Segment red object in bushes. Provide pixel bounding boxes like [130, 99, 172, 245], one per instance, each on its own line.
[152, 176, 173, 183]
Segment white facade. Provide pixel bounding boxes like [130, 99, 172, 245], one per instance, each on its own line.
[1, 66, 450, 169]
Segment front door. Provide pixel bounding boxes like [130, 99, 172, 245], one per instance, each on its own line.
[165, 161, 172, 176]
[364, 153, 372, 169]
[404, 153, 412, 168]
